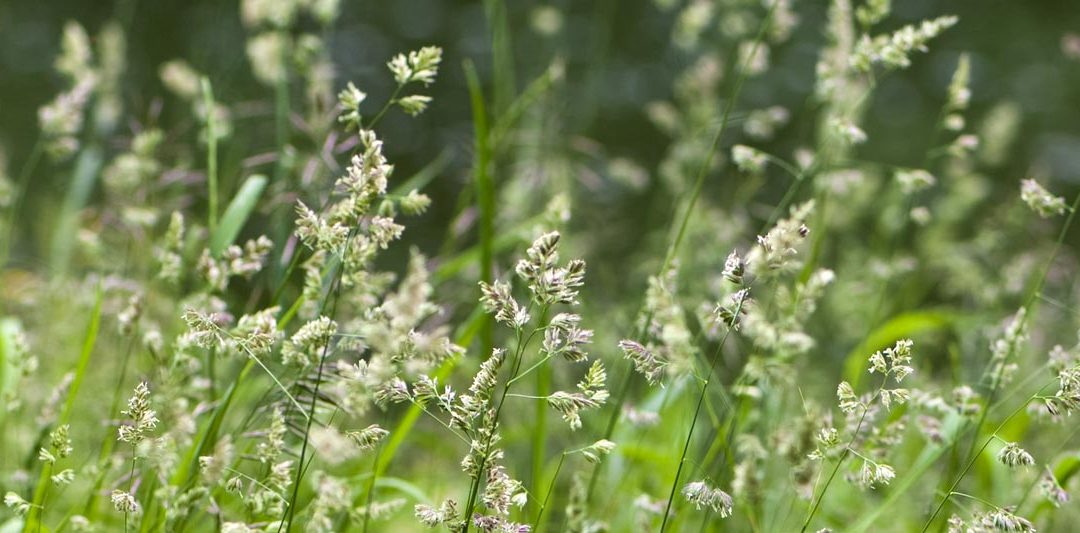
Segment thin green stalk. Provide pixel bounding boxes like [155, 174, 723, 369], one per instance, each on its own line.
[282, 231, 354, 531]
[801, 380, 885, 531]
[659, 292, 748, 532]
[273, 33, 290, 185]
[361, 412, 389, 533]
[586, 1, 779, 506]
[48, 144, 104, 277]
[464, 59, 496, 362]
[367, 85, 405, 130]
[920, 399, 1034, 532]
[0, 137, 43, 267]
[532, 453, 566, 532]
[923, 189, 1080, 530]
[462, 306, 547, 533]
[207, 346, 217, 401]
[531, 325, 552, 518]
[482, 0, 515, 117]
[78, 334, 138, 519]
[23, 286, 102, 533]
[201, 78, 219, 235]
[662, 2, 777, 276]
[455, 52, 511, 533]
[201, 320, 309, 417]
[948, 491, 1006, 512]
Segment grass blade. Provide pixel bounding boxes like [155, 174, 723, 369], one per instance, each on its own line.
[464, 59, 496, 359]
[23, 284, 102, 532]
[842, 309, 958, 387]
[48, 145, 104, 277]
[202, 77, 220, 235]
[209, 174, 268, 256]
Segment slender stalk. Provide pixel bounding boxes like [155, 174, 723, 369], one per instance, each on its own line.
[922, 190, 1080, 530]
[200, 321, 309, 417]
[273, 32, 290, 185]
[77, 334, 139, 518]
[483, 0, 515, 116]
[948, 491, 1005, 511]
[207, 346, 217, 401]
[464, 59, 496, 365]
[920, 399, 1033, 531]
[0, 137, 43, 267]
[201, 78, 219, 235]
[281, 230, 356, 531]
[367, 85, 405, 131]
[586, 0, 779, 505]
[462, 307, 546, 532]
[531, 363, 551, 455]
[659, 292, 748, 531]
[361, 412, 389, 533]
[530, 309, 552, 518]
[532, 453, 566, 532]
[801, 381, 884, 531]
[125, 447, 137, 532]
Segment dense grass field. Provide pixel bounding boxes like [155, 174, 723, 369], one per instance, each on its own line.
[2, 0, 1080, 531]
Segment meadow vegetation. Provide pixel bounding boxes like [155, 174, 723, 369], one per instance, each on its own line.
[1, 0, 1080, 531]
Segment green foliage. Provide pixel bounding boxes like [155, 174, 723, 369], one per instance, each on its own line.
[2, 1, 1080, 532]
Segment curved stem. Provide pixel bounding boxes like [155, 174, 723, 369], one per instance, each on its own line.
[508, 352, 557, 386]
[948, 491, 1003, 511]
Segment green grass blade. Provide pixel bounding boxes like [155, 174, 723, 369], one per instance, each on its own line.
[23, 285, 102, 532]
[59, 287, 103, 426]
[1053, 453, 1080, 485]
[389, 148, 452, 198]
[375, 305, 486, 477]
[48, 145, 104, 277]
[483, 0, 515, 116]
[209, 174, 268, 256]
[202, 77, 219, 235]
[842, 309, 958, 387]
[464, 59, 496, 360]
[0, 319, 18, 426]
[490, 61, 562, 149]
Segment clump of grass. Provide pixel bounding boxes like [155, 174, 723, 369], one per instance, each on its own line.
[3, 0, 1080, 532]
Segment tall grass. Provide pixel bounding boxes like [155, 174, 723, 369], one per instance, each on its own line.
[2, 1, 1079, 532]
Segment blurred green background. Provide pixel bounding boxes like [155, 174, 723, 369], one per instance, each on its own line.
[2, 0, 1079, 275]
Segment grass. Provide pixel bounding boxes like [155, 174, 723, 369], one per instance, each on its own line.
[2, 1, 1080, 532]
